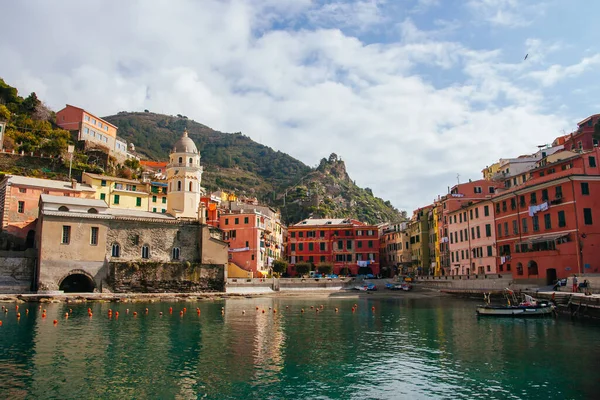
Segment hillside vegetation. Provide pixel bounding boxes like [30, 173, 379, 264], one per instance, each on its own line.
[105, 112, 404, 224]
[0, 78, 403, 225]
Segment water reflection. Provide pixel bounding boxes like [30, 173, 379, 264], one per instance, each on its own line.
[0, 297, 598, 399]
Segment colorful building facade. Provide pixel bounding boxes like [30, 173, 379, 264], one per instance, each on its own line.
[287, 218, 380, 276]
[447, 199, 497, 276]
[0, 175, 95, 248]
[492, 148, 600, 283]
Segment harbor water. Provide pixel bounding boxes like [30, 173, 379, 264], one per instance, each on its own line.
[0, 296, 598, 399]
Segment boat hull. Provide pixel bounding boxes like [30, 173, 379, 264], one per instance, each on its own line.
[476, 305, 555, 317]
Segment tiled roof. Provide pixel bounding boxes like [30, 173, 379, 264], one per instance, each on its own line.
[40, 194, 108, 208]
[6, 175, 95, 192]
[83, 172, 141, 185]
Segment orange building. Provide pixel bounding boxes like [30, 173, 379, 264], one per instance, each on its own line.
[492, 148, 600, 283]
[219, 205, 283, 277]
[0, 175, 96, 248]
[56, 104, 126, 159]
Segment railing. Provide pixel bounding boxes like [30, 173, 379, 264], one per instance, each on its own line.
[166, 163, 203, 169]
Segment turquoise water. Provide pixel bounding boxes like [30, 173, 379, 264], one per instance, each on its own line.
[0, 296, 598, 400]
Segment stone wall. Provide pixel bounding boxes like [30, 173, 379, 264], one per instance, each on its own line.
[106, 220, 200, 262]
[0, 250, 35, 293]
[109, 261, 225, 293]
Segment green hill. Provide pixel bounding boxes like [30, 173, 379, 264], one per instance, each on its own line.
[104, 112, 404, 225]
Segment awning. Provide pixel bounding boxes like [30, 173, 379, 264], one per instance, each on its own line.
[519, 233, 569, 245]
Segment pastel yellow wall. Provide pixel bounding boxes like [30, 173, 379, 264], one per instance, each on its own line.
[82, 175, 150, 211]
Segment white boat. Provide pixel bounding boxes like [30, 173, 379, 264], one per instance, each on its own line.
[476, 290, 556, 317]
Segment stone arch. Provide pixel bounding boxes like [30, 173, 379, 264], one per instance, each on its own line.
[58, 206, 69, 212]
[88, 208, 98, 214]
[58, 270, 96, 293]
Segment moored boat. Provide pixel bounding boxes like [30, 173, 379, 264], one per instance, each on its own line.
[476, 290, 556, 317]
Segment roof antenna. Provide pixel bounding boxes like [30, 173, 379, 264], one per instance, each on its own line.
[456, 173, 460, 185]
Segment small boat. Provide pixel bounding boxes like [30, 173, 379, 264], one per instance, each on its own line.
[354, 282, 377, 291]
[385, 283, 413, 291]
[476, 289, 556, 317]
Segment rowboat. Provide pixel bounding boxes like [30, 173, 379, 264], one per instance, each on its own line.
[476, 290, 556, 317]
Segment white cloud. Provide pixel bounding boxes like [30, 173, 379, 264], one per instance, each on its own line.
[528, 54, 600, 87]
[307, 0, 388, 31]
[0, 0, 574, 212]
[467, 0, 546, 28]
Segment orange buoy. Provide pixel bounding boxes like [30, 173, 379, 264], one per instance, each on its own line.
[262, 310, 265, 314]
[88, 312, 93, 317]
[335, 308, 339, 312]
[180, 311, 184, 316]
[273, 309, 277, 314]
[42, 313, 47, 318]
[352, 308, 355, 312]
[53, 319, 58, 325]
[256, 306, 259, 310]
[371, 306, 375, 311]
[310, 306, 314, 309]
[133, 312, 138, 316]
[65, 313, 69, 318]
[320, 305, 324, 309]
[169, 307, 173, 314]
[286, 306, 289, 309]
[301, 309, 305, 313]
[0, 320, 2, 326]
[69, 309, 73, 314]
[159, 312, 163, 316]
[87, 308, 91, 313]
[196, 309, 201, 315]
[115, 311, 119, 317]
[183, 308, 187, 313]
[43, 309, 47, 313]
[26, 309, 29, 314]
[15, 305, 19, 311]
[16, 312, 21, 318]
[316, 309, 319, 313]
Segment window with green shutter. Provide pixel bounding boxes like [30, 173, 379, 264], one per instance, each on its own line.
[114, 194, 120, 204]
[100, 193, 106, 201]
[152, 196, 157, 203]
[136, 197, 142, 207]
[162, 197, 167, 204]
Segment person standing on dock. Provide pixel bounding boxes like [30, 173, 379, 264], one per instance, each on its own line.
[572, 275, 578, 293]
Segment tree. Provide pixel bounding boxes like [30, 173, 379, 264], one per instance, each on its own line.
[21, 92, 41, 115]
[272, 259, 288, 276]
[295, 262, 311, 276]
[317, 262, 333, 275]
[0, 104, 10, 121]
[328, 153, 338, 163]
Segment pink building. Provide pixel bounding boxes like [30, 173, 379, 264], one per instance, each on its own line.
[0, 175, 96, 249]
[447, 198, 498, 276]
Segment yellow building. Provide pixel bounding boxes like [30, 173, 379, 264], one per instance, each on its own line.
[433, 204, 442, 276]
[481, 162, 500, 180]
[82, 172, 151, 212]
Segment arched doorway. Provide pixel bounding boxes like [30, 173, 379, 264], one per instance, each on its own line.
[528, 260, 539, 276]
[59, 274, 95, 293]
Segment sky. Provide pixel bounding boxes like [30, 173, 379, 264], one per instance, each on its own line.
[2, 0, 600, 213]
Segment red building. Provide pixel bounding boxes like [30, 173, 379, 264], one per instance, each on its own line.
[555, 114, 600, 152]
[287, 218, 380, 276]
[492, 148, 600, 284]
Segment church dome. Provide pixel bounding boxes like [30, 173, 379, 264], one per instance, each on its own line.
[172, 129, 198, 153]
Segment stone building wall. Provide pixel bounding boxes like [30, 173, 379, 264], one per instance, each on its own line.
[0, 250, 35, 293]
[106, 220, 200, 263]
[109, 261, 224, 293]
